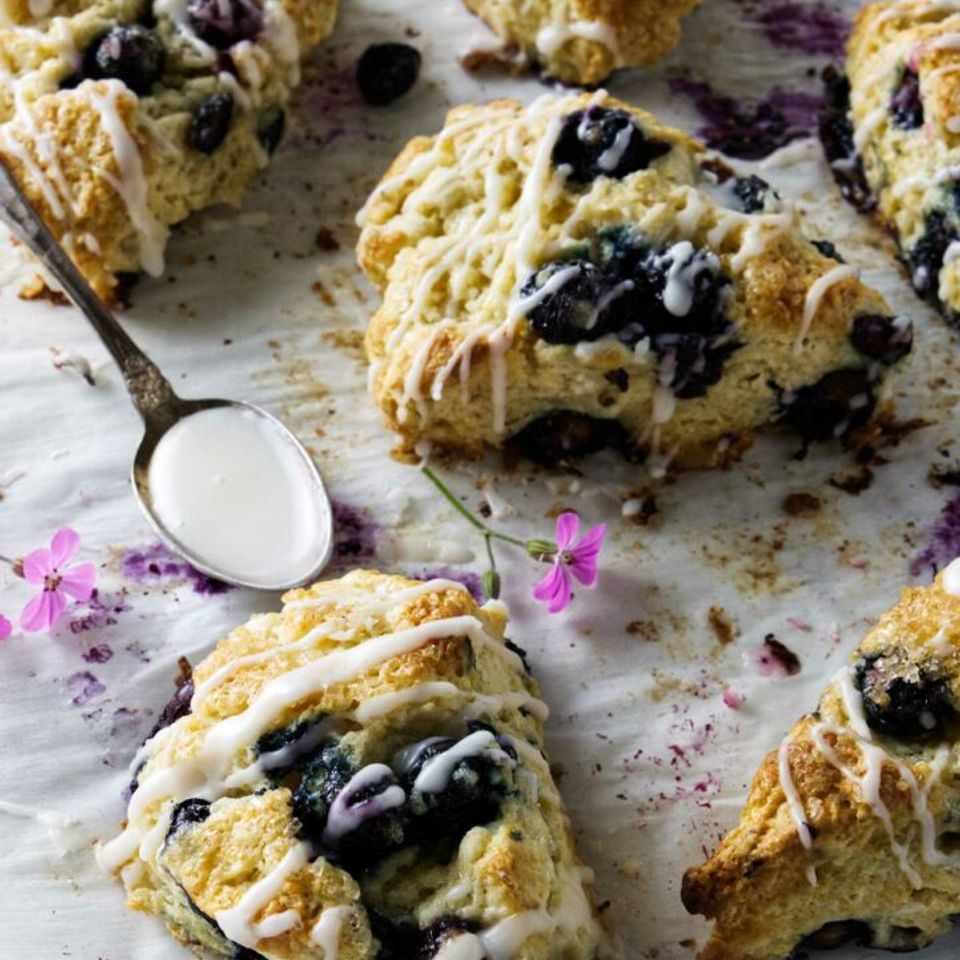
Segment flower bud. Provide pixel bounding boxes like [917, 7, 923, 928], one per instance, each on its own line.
[526, 539, 556, 561]
[483, 569, 501, 600]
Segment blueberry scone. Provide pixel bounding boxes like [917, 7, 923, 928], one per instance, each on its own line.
[823, 0, 960, 327]
[460, 0, 701, 86]
[98, 570, 612, 960]
[683, 558, 960, 960]
[0, 0, 338, 301]
[357, 92, 913, 472]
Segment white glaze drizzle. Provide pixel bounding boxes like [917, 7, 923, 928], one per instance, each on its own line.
[310, 905, 353, 957]
[322, 764, 406, 844]
[943, 556, 960, 594]
[535, 19, 621, 63]
[413, 730, 513, 793]
[795, 265, 859, 352]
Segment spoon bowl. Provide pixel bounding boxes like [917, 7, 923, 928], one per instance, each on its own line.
[0, 160, 334, 593]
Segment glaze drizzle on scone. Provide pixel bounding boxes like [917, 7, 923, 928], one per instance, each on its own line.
[98, 571, 611, 960]
[683, 559, 960, 960]
[0, 0, 338, 300]
[358, 91, 911, 472]
[825, 0, 960, 327]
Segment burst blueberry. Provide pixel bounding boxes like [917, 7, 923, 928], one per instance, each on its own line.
[552, 108, 671, 185]
[165, 798, 211, 842]
[819, 67, 876, 212]
[510, 411, 629, 466]
[850, 314, 913, 366]
[890, 66, 924, 130]
[188, 92, 234, 155]
[776, 367, 876, 444]
[417, 917, 479, 959]
[356, 43, 422, 106]
[855, 654, 955, 737]
[186, 0, 263, 48]
[909, 210, 958, 302]
[731, 175, 776, 214]
[84, 25, 165, 95]
[256, 107, 286, 155]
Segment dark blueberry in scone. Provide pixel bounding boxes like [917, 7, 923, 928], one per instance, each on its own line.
[356, 43, 422, 106]
[294, 741, 406, 865]
[84, 25, 165, 96]
[820, 66, 876, 213]
[510, 411, 629, 465]
[504, 638, 532, 673]
[855, 654, 955, 737]
[368, 910, 421, 960]
[523, 258, 634, 344]
[800, 920, 873, 950]
[890, 66, 924, 130]
[850, 315, 913, 366]
[909, 210, 958, 302]
[254, 713, 328, 779]
[731, 175, 776, 214]
[640, 243, 729, 338]
[398, 732, 510, 839]
[775, 367, 876, 444]
[165, 798, 211, 842]
[552, 107, 672, 185]
[188, 92, 234, 155]
[186, 0, 263, 49]
[811, 239, 844, 262]
[417, 916, 479, 959]
[256, 107, 286, 155]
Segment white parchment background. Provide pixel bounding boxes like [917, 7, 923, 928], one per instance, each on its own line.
[2, 0, 960, 958]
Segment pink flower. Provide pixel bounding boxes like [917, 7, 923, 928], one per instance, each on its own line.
[0, 615, 10, 642]
[19, 528, 96, 632]
[532, 512, 606, 614]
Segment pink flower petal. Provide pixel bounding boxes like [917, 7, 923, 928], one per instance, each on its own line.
[50, 527, 80, 567]
[22, 547, 53, 584]
[20, 589, 67, 632]
[568, 524, 606, 587]
[532, 562, 573, 614]
[0, 615, 10, 641]
[59, 563, 96, 602]
[554, 512, 581, 552]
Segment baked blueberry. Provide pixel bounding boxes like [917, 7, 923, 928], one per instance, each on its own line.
[294, 742, 407, 865]
[800, 921, 872, 950]
[188, 92, 234, 155]
[820, 67, 876, 213]
[850, 314, 913, 366]
[256, 107, 286, 155]
[165, 798, 211, 842]
[510, 411, 629, 465]
[186, 0, 263, 49]
[731, 175, 776, 214]
[356, 43, 422, 106]
[417, 916, 478, 959]
[855, 654, 955, 737]
[891, 66, 924, 130]
[84, 25, 165, 96]
[641, 242, 729, 336]
[909, 210, 958, 302]
[368, 910, 421, 960]
[775, 367, 876, 443]
[552, 108, 671, 185]
[523, 258, 634, 344]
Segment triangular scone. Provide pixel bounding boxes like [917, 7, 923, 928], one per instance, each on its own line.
[0, 0, 338, 301]
[461, 0, 702, 86]
[683, 560, 960, 960]
[98, 570, 613, 960]
[358, 91, 912, 470]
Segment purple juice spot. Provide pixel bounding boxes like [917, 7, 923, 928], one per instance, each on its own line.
[744, 634, 802, 677]
[82, 643, 113, 663]
[331, 500, 378, 565]
[67, 670, 105, 706]
[121, 542, 232, 595]
[911, 494, 960, 579]
[669, 75, 823, 159]
[414, 568, 484, 603]
[750, 2, 849, 59]
[69, 588, 131, 634]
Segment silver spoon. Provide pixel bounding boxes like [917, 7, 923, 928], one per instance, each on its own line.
[0, 160, 334, 592]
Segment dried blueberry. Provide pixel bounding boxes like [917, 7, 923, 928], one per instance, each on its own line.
[909, 210, 958, 302]
[819, 66, 876, 212]
[510, 411, 629, 466]
[356, 43, 421, 106]
[294, 742, 406, 866]
[552, 108, 671, 185]
[186, 0, 262, 48]
[84, 25, 165, 96]
[855, 655, 954, 737]
[891, 66, 924, 130]
[776, 367, 876, 444]
[256, 107, 286, 155]
[523, 259, 633, 344]
[811, 239, 844, 262]
[417, 917, 478, 959]
[850, 314, 913, 366]
[188, 92, 234, 155]
[731, 175, 776, 214]
[166, 798, 211, 842]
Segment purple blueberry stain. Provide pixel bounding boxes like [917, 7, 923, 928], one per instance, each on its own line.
[911, 493, 960, 579]
[331, 499, 379, 566]
[740, 1, 850, 59]
[744, 634, 802, 677]
[668, 74, 823, 159]
[121, 542, 232, 595]
[82, 643, 113, 664]
[68, 588, 131, 633]
[67, 670, 106, 706]
[415, 568, 484, 603]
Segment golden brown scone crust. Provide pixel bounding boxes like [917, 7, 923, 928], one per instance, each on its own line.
[0, 0, 338, 302]
[840, 0, 960, 322]
[683, 565, 960, 959]
[462, 0, 702, 85]
[99, 570, 612, 960]
[357, 91, 910, 470]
